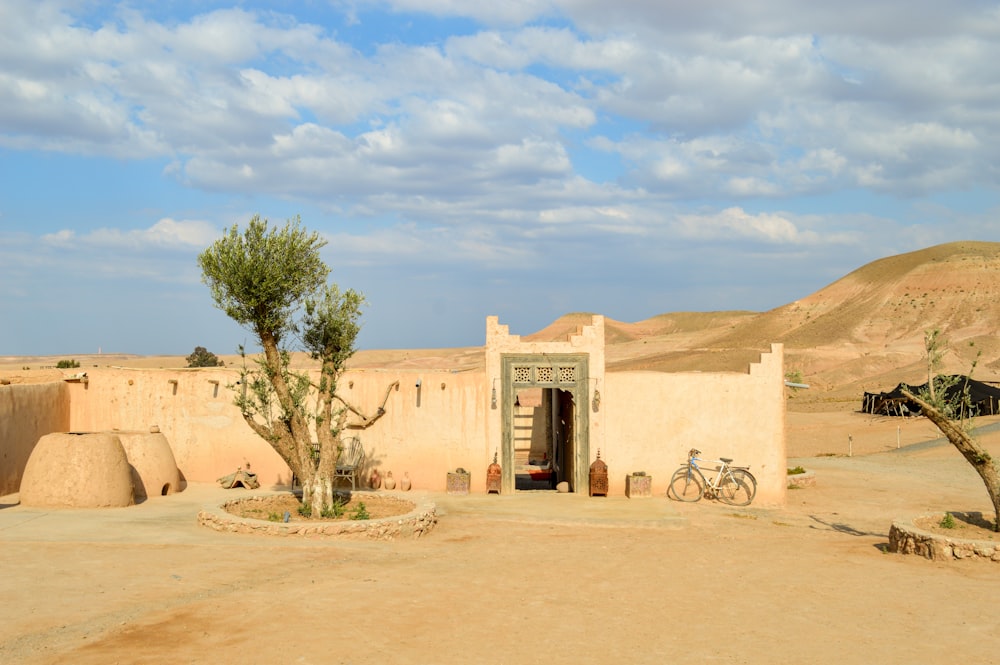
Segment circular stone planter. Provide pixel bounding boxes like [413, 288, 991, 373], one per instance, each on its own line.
[20, 432, 134, 508]
[787, 470, 816, 489]
[197, 494, 438, 540]
[889, 515, 1000, 562]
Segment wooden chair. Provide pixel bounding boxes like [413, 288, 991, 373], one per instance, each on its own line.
[334, 436, 365, 490]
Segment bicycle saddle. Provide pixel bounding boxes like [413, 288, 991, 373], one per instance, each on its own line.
[719, 457, 733, 464]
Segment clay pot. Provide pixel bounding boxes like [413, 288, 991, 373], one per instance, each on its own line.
[401, 472, 412, 491]
[384, 471, 396, 490]
[369, 469, 382, 490]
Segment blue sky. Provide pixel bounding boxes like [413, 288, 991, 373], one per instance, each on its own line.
[2, 0, 1000, 356]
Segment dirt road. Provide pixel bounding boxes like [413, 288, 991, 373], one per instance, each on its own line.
[2, 413, 999, 664]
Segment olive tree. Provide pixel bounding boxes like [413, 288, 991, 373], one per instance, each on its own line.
[901, 330, 1000, 531]
[198, 215, 391, 516]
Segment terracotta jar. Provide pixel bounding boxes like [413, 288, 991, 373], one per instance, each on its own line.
[369, 469, 382, 490]
[384, 471, 396, 490]
[400, 472, 412, 491]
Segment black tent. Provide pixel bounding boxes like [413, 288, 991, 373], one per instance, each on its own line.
[862, 375, 1000, 417]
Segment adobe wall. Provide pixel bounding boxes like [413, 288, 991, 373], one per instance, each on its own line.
[334, 368, 490, 492]
[65, 366, 490, 492]
[66, 368, 291, 488]
[602, 344, 786, 504]
[6, 334, 784, 503]
[0, 382, 70, 495]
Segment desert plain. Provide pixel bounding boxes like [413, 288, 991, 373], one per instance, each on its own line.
[3, 241, 1000, 663]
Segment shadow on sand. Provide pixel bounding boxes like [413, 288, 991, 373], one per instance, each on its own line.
[809, 514, 885, 538]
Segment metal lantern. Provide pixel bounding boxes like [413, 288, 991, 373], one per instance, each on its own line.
[486, 452, 502, 494]
[589, 449, 608, 497]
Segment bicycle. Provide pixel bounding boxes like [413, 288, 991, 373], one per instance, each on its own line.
[668, 448, 757, 506]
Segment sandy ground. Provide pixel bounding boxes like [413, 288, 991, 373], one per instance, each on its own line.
[2, 408, 1000, 665]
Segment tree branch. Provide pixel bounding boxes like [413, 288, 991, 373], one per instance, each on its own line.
[339, 380, 399, 430]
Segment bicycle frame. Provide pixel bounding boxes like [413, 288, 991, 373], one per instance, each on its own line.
[669, 448, 757, 505]
[688, 453, 733, 494]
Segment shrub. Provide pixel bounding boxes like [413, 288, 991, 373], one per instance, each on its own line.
[939, 512, 957, 529]
[186, 346, 224, 368]
[322, 500, 346, 518]
[56, 359, 80, 369]
[351, 502, 370, 520]
[787, 466, 807, 475]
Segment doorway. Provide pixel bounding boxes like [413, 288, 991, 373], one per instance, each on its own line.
[500, 354, 589, 493]
[512, 387, 576, 490]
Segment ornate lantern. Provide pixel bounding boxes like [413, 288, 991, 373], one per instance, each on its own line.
[486, 452, 502, 494]
[589, 449, 608, 497]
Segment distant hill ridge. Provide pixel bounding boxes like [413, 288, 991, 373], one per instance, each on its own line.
[7, 242, 998, 400]
[708, 240, 1000, 349]
[533, 241, 1000, 395]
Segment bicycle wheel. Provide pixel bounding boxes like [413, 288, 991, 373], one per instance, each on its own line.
[668, 467, 705, 502]
[717, 475, 751, 505]
[731, 469, 757, 503]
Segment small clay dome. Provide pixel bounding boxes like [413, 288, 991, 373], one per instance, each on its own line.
[115, 430, 182, 499]
[20, 432, 134, 508]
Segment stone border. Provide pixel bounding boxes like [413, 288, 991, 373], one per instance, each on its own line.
[786, 470, 815, 489]
[197, 493, 437, 540]
[888, 515, 1000, 562]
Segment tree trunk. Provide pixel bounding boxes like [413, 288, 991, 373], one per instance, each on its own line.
[301, 470, 335, 518]
[903, 389, 1000, 531]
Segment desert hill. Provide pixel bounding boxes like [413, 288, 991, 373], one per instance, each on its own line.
[602, 241, 1000, 400]
[4, 241, 998, 409]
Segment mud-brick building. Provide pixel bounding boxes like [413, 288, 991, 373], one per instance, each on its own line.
[1, 315, 787, 504]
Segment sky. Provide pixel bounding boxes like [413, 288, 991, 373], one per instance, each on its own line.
[2, 0, 1000, 356]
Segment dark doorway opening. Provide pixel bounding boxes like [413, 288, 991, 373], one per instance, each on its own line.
[513, 387, 576, 491]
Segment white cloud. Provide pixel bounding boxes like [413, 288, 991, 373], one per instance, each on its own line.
[5, 0, 999, 202]
[42, 218, 220, 251]
[675, 207, 823, 244]
[359, 0, 556, 26]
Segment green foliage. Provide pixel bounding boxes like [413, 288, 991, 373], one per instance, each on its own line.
[784, 369, 804, 384]
[186, 346, 224, 367]
[303, 285, 364, 367]
[924, 329, 945, 375]
[914, 330, 1000, 532]
[56, 359, 79, 369]
[267, 512, 282, 522]
[351, 502, 370, 520]
[232, 346, 311, 430]
[298, 502, 312, 517]
[787, 466, 807, 475]
[198, 215, 329, 343]
[198, 214, 367, 513]
[321, 500, 346, 518]
[939, 512, 957, 529]
[784, 369, 806, 395]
